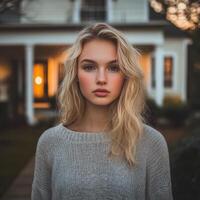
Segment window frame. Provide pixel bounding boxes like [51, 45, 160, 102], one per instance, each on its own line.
[150, 51, 177, 90]
[163, 51, 177, 90]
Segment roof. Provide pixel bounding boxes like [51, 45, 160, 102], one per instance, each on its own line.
[0, 21, 189, 38]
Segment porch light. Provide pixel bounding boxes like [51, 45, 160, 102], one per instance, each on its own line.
[33, 64, 45, 98]
[35, 76, 43, 85]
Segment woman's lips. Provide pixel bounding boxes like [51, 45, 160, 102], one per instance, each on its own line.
[94, 91, 109, 97]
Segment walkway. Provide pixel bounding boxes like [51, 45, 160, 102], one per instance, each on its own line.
[1, 158, 35, 200]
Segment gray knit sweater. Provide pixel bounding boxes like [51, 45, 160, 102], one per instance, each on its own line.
[31, 123, 173, 200]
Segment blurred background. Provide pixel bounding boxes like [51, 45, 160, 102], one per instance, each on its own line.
[0, 0, 199, 199]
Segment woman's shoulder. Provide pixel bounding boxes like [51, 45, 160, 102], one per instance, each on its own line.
[36, 123, 63, 147]
[141, 124, 168, 151]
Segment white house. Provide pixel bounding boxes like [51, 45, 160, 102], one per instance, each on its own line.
[0, 0, 191, 125]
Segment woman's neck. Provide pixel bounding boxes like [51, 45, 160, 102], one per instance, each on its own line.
[68, 104, 111, 133]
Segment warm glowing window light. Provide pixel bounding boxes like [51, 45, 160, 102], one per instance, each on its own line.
[34, 64, 45, 98]
[35, 76, 43, 85]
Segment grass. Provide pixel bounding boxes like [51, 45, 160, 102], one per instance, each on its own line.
[0, 122, 51, 197]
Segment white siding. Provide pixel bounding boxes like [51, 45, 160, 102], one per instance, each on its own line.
[21, 0, 73, 23]
[148, 38, 190, 103]
[0, 29, 163, 45]
[163, 38, 189, 101]
[112, 0, 148, 23]
[21, 0, 149, 24]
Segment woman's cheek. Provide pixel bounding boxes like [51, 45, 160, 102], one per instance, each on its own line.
[78, 73, 93, 93]
[111, 76, 125, 94]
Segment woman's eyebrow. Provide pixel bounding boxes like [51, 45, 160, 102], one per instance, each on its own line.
[80, 59, 96, 64]
[80, 59, 118, 64]
[109, 60, 118, 64]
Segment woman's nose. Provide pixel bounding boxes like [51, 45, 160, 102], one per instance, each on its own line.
[96, 69, 107, 85]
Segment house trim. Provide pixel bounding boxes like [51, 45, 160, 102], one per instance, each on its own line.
[0, 29, 164, 46]
[106, 0, 113, 22]
[144, 0, 149, 22]
[154, 45, 164, 106]
[25, 44, 37, 125]
[73, 0, 81, 23]
[0, 21, 168, 31]
[181, 39, 191, 102]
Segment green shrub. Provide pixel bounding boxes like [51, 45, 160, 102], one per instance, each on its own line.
[171, 128, 200, 200]
[161, 95, 190, 127]
[145, 98, 161, 126]
[163, 95, 182, 107]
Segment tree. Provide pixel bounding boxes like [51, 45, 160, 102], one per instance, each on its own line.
[0, 0, 23, 14]
[0, 0, 35, 23]
[149, 0, 200, 31]
[149, 0, 200, 68]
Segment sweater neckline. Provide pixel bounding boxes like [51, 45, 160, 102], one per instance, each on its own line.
[58, 123, 111, 143]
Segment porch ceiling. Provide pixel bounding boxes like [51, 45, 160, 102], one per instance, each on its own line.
[135, 45, 154, 53]
[35, 45, 68, 59]
[0, 45, 68, 59]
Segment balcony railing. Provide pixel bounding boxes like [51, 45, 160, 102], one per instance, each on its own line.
[80, 6, 106, 22]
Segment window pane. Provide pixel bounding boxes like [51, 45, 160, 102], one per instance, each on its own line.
[34, 64, 45, 98]
[81, 0, 106, 21]
[164, 56, 173, 88]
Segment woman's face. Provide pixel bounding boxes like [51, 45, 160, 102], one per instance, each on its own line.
[77, 39, 125, 106]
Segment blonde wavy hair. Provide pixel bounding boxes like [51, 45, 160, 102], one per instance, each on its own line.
[57, 23, 146, 167]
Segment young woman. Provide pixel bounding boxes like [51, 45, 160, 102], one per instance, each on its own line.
[32, 23, 173, 200]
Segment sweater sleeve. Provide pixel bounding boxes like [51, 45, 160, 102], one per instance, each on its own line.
[146, 129, 173, 200]
[31, 132, 52, 200]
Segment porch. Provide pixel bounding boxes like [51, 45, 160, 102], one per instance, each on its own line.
[0, 26, 174, 125]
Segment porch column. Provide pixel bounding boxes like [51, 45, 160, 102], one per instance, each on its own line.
[107, 0, 113, 22]
[25, 44, 36, 125]
[155, 45, 164, 106]
[73, 0, 81, 23]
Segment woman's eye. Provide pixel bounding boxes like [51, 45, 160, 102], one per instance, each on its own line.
[108, 65, 120, 72]
[83, 65, 95, 71]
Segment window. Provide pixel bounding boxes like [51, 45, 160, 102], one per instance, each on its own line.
[164, 56, 173, 88]
[151, 55, 174, 88]
[81, 0, 106, 22]
[33, 61, 48, 99]
[0, 1, 21, 23]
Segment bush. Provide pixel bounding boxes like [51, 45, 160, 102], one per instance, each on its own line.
[145, 98, 161, 126]
[171, 126, 200, 200]
[163, 95, 182, 107]
[185, 112, 200, 133]
[161, 95, 190, 127]
[0, 102, 9, 128]
[145, 96, 191, 127]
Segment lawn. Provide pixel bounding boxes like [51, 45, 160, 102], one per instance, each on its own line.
[0, 122, 51, 197]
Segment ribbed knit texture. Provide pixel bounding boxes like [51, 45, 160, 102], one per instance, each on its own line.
[31, 123, 173, 200]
